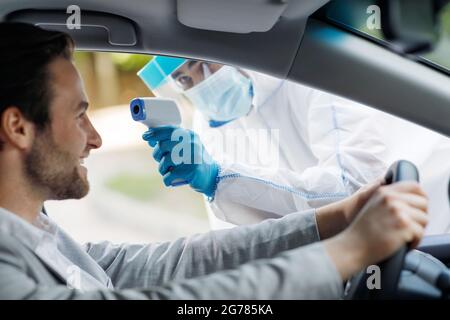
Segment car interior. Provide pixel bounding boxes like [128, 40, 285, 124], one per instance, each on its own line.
[1, 0, 450, 299]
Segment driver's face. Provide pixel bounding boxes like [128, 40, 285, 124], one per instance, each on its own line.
[24, 57, 102, 200]
[171, 60, 223, 90]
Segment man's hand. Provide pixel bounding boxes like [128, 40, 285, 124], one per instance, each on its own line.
[324, 182, 428, 281]
[341, 178, 384, 224]
[316, 179, 382, 239]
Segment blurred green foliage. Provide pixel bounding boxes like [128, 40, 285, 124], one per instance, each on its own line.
[74, 51, 153, 72]
[111, 53, 153, 72]
[105, 172, 161, 201]
[74, 51, 89, 61]
[442, 2, 450, 31]
[425, 3, 450, 70]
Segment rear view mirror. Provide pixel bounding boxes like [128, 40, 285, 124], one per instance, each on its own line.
[379, 0, 448, 54]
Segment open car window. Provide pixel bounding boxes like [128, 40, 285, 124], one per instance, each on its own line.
[323, 0, 450, 74]
[47, 52, 210, 244]
[46, 50, 450, 244]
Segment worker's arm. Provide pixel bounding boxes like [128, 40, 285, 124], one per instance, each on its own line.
[209, 91, 389, 224]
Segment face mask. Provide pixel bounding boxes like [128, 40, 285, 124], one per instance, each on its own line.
[184, 65, 253, 123]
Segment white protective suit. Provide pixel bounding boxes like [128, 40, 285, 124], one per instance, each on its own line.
[193, 70, 450, 234]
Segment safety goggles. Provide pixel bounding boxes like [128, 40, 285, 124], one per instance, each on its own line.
[138, 55, 222, 98]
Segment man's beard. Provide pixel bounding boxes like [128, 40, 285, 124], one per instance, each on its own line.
[24, 129, 89, 200]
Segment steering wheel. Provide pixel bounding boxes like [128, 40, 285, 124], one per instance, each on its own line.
[344, 160, 420, 300]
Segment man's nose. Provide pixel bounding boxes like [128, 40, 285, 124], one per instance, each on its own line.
[86, 117, 102, 150]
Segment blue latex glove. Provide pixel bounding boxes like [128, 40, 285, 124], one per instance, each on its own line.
[142, 126, 219, 197]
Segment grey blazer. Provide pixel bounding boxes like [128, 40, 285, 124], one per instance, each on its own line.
[0, 209, 343, 299]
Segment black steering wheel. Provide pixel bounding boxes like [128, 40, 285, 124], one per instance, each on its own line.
[344, 160, 420, 300]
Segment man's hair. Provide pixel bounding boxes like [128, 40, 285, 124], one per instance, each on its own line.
[0, 23, 74, 147]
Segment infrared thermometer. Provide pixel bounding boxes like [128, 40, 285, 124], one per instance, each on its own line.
[130, 97, 182, 127]
[130, 97, 187, 187]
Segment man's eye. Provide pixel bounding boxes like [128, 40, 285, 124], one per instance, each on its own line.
[77, 112, 86, 119]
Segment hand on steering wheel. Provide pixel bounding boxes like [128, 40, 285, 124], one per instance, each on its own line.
[344, 160, 427, 299]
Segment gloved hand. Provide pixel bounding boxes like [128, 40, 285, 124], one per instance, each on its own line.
[142, 126, 219, 197]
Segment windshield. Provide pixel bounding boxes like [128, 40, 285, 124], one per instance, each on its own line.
[323, 0, 450, 73]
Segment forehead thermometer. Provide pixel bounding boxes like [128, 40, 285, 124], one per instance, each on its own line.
[130, 97, 187, 187]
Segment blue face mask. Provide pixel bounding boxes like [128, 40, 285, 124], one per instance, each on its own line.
[184, 65, 253, 124]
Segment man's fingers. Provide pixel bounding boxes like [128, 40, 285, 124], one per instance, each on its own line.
[386, 191, 428, 212]
[389, 200, 428, 228]
[360, 180, 382, 195]
[400, 204, 429, 228]
[384, 181, 427, 197]
[405, 219, 426, 249]
[390, 201, 427, 249]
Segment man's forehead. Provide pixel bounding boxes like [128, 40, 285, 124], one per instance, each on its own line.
[46, 57, 88, 112]
[48, 57, 79, 82]
[48, 58, 84, 93]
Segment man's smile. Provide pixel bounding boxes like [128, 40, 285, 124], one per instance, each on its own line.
[78, 157, 88, 175]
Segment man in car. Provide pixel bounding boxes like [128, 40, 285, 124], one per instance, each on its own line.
[0, 22, 428, 299]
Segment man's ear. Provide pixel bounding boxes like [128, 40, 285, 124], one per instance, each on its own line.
[0, 106, 35, 150]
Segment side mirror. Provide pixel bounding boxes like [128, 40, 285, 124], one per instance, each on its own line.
[379, 0, 448, 54]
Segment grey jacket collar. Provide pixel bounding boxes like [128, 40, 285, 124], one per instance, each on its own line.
[0, 207, 52, 251]
[0, 207, 111, 290]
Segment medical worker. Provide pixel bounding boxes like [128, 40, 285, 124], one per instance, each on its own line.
[139, 56, 450, 232]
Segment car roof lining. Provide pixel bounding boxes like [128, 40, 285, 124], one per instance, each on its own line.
[1, 0, 449, 137]
[2, 0, 321, 78]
